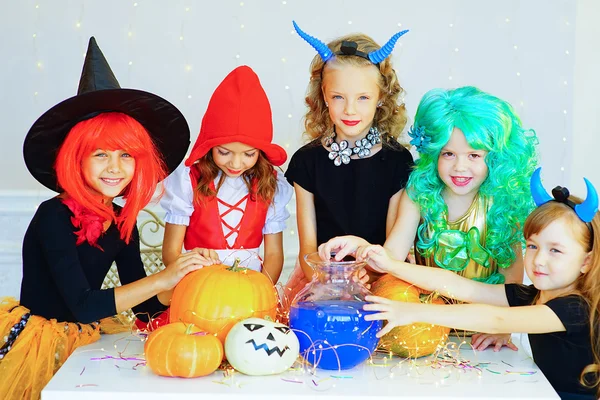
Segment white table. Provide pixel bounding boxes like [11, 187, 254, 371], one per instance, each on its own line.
[42, 332, 558, 400]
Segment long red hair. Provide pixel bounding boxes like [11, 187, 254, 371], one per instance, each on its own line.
[55, 112, 167, 243]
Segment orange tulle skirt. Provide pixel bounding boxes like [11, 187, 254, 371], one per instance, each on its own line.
[0, 297, 131, 400]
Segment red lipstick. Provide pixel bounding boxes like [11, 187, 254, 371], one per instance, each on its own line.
[451, 176, 472, 187]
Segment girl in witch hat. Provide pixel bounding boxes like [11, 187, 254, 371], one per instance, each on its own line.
[282, 22, 414, 309]
[0, 37, 205, 399]
[359, 168, 600, 399]
[161, 65, 292, 289]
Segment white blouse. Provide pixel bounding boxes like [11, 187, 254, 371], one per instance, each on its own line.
[161, 163, 293, 271]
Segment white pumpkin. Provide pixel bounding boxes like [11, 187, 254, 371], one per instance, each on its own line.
[224, 317, 299, 375]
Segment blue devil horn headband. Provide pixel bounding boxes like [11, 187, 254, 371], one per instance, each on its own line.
[293, 21, 408, 65]
[293, 21, 333, 62]
[369, 30, 409, 64]
[531, 167, 599, 223]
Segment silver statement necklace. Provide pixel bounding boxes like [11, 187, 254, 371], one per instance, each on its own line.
[324, 126, 382, 166]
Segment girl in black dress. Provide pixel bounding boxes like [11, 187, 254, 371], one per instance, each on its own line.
[282, 22, 414, 303]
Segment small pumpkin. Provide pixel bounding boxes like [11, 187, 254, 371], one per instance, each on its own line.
[225, 317, 299, 375]
[144, 322, 223, 378]
[371, 274, 450, 358]
[170, 260, 278, 343]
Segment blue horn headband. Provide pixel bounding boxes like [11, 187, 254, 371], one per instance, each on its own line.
[293, 21, 408, 65]
[531, 167, 598, 223]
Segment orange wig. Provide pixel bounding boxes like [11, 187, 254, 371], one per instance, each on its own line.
[55, 112, 166, 243]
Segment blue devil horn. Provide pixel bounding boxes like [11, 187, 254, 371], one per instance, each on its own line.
[574, 178, 599, 223]
[293, 21, 333, 62]
[530, 167, 553, 207]
[368, 30, 409, 64]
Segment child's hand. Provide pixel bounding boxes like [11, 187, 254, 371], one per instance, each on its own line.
[318, 236, 370, 261]
[354, 268, 371, 289]
[160, 252, 211, 291]
[471, 333, 518, 352]
[356, 245, 395, 274]
[363, 295, 419, 338]
[190, 247, 221, 264]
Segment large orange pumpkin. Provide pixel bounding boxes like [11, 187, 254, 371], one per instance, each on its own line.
[170, 262, 278, 343]
[371, 274, 450, 358]
[144, 322, 223, 378]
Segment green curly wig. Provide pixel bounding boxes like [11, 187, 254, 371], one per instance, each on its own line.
[407, 86, 538, 268]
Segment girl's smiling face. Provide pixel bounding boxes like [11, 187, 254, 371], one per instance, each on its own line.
[525, 217, 591, 298]
[211, 142, 259, 177]
[82, 148, 135, 204]
[437, 127, 488, 200]
[322, 63, 381, 143]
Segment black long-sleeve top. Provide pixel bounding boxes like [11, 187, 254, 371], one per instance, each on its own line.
[19, 197, 167, 324]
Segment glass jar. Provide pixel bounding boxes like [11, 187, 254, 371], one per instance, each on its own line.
[288, 252, 382, 370]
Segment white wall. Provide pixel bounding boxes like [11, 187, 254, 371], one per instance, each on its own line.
[1, 0, 598, 298]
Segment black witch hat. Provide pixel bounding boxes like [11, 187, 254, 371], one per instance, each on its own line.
[23, 37, 190, 192]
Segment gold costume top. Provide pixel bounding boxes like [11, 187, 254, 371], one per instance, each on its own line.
[415, 194, 505, 284]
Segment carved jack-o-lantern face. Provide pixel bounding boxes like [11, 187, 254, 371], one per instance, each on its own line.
[225, 317, 299, 376]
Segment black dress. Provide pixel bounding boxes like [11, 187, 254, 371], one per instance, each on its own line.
[505, 284, 595, 399]
[285, 140, 414, 246]
[19, 197, 166, 324]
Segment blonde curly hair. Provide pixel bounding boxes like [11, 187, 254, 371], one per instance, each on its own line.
[303, 33, 408, 145]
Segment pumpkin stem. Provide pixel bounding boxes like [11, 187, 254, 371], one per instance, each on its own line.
[226, 258, 248, 272]
[185, 323, 195, 335]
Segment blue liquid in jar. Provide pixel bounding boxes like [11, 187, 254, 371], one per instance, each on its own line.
[289, 300, 382, 370]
